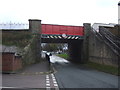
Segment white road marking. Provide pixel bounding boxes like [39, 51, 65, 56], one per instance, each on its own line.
[53, 78, 56, 80]
[46, 75, 50, 89]
[51, 74, 59, 90]
[46, 81, 50, 83]
[46, 83, 50, 86]
[46, 87, 50, 88]
[46, 75, 49, 78]
[52, 77, 56, 79]
[54, 84, 58, 87]
[46, 78, 50, 81]
[53, 81, 57, 84]
[46, 74, 59, 89]
[46, 77, 49, 79]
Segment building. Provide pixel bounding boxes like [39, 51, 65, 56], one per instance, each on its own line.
[92, 23, 115, 32]
[118, 1, 120, 24]
[1, 45, 22, 73]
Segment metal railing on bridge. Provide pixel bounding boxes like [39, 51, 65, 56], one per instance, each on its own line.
[0, 22, 29, 29]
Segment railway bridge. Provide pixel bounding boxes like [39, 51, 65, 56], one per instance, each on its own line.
[29, 19, 90, 63]
[2, 19, 119, 66]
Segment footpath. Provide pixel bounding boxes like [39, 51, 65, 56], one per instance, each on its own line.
[2, 60, 59, 90]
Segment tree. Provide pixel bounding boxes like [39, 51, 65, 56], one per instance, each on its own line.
[42, 43, 58, 52]
[42, 43, 68, 52]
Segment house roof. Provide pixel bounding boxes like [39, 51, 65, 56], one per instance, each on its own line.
[0, 45, 18, 53]
[92, 23, 116, 31]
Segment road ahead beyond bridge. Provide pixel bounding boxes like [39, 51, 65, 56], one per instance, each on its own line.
[50, 55, 118, 88]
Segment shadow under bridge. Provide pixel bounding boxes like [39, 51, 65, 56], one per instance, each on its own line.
[41, 24, 84, 63]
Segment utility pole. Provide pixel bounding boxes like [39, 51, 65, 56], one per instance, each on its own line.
[118, 1, 120, 24]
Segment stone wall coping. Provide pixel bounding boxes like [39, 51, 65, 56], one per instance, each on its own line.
[28, 19, 41, 21]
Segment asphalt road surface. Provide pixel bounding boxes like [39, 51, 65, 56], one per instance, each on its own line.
[50, 55, 118, 88]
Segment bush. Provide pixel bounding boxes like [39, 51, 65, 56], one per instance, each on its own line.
[2, 31, 32, 48]
[2, 31, 42, 66]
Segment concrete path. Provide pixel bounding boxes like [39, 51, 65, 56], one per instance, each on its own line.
[2, 60, 59, 89]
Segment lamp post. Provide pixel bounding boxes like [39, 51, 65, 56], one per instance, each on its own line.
[118, 1, 120, 24]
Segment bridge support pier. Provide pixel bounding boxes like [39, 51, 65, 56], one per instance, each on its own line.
[68, 40, 83, 63]
[82, 23, 91, 63]
[28, 19, 42, 61]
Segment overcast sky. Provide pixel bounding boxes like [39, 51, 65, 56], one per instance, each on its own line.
[0, 0, 119, 25]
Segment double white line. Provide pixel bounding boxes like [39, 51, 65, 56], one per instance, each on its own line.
[46, 74, 59, 90]
[46, 75, 50, 89]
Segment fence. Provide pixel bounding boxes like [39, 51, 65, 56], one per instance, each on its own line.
[0, 22, 29, 29]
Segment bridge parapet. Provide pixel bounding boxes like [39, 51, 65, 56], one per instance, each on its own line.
[41, 24, 84, 36]
[29, 19, 42, 33]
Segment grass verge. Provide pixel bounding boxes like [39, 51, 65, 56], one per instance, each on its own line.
[84, 61, 119, 76]
[57, 53, 69, 60]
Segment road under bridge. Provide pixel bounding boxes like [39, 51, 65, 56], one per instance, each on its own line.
[29, 19, 88, 63]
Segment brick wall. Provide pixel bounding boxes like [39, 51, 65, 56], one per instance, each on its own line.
[2, 53, 14, 71]
[2, 53, 22, 72]
[13, 56, 22, 71]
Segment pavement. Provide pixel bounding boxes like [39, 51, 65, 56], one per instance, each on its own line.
[19, 60, 51, 75]
[2, 60, 59, 89]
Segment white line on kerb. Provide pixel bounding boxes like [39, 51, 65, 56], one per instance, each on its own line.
[51, 74, 59, 90]
[52, 78, 56, 81]
[53, 81, 57, 83]
[52, 77, 55, 79]
[54, 83, 58, 87]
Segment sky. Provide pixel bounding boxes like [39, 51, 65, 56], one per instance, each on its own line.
[0, 0, 119, 26]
